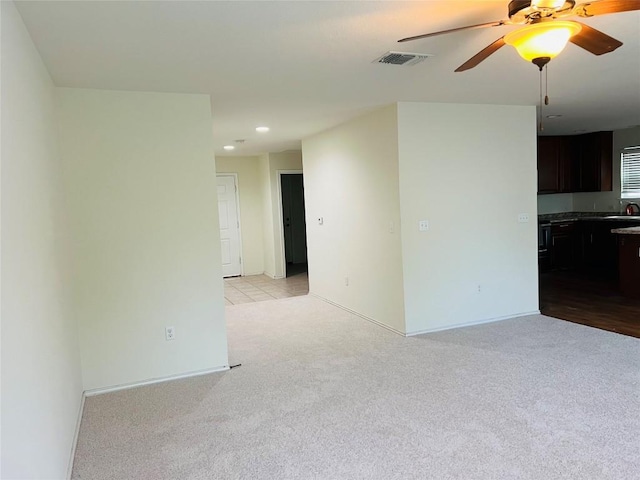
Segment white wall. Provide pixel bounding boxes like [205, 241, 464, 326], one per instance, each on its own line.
[258, 151, 303, 278]
[267, 151, 303, 279]
[302, 105, 406, 333]
[537, 193, 574, 214]
[1, 2, 83, 478]
[216, 156, 264, 275]
[56, 88, 228, 391]
[259, 154, 276, 277]
[397, 102, 539, 334]
[572, 191, 618, 213]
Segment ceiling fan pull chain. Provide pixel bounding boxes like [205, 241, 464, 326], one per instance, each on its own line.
[539, 67, 544, 131]
[545, 64, 549, 105]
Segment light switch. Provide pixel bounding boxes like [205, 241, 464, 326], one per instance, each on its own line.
[518, 213, 529, 223]
[419, 220, 429, 232]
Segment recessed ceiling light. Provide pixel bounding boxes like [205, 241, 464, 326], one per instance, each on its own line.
[256, 126, 270, 133]
[546, 114, 562, 119]
[223, 145, 235, 151]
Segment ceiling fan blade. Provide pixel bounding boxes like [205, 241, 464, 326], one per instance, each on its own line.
[455, 36, 506, 72]
[569, 21, 623, 54]
[398, 20, 506, 43]
[575, 0, 640, 17]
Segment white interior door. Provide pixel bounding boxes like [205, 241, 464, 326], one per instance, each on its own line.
[217, 175, 242, 277]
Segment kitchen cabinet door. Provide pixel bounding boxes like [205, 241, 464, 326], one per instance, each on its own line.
[581, 220, 640, 277]
[537, 135, 577, 194]
[619, 235, 640, 298]
[573, 132, 613, 192]
[551, 233, 574, 269]
[537, 136, 560, 193]
[551, 223, 576, 270]
[558, 136, 575, 193]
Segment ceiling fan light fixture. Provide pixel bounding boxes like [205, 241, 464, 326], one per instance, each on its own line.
[504, 21, 582, 62]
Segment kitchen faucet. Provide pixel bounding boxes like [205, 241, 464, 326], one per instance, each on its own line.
[625, 202, 640, 215]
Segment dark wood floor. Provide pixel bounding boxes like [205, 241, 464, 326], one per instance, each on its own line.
[539, 270, 640, 338]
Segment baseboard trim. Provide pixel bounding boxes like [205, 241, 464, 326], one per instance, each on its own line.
[405, 310, 542, 337]
[309, 292, 405, 337]
[84, 365, 230, 397]
[307, 296, 541, 338]
[263, 272, 285, 280]
[67, 391, 86, 479]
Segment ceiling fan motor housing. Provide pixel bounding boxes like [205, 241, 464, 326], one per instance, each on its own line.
[508, 0, 576, 23]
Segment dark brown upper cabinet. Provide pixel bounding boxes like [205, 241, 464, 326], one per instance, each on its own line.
[572, 131, 613, 193]
[537, 136, 561, 193]
[537, 131, 612, 194]
[537, 135, 575, 194]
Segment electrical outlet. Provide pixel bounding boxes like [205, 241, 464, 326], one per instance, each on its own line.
[318, 217, 324, 225]
[419, 220, 429, 232]
[518, 213, 529, 223]
[165, 326, 175, 341]
[344, 276, 349, 286]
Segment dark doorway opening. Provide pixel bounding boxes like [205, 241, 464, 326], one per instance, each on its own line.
[280, 173, 308, 278]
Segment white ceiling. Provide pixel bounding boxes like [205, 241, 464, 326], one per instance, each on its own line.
[15, 1, 640, 156]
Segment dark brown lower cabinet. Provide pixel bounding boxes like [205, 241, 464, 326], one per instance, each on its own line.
[580, 221, 618, 274]
[618, 234, 640, 298]
[550, 223, 576, 270]
[548, 219, 640, 275]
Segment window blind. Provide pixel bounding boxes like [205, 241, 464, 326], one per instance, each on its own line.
[621, 147, 640, 199]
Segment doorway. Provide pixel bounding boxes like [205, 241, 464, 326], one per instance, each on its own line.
[279, 173, 308, 277]
[217, 174, 242, 277]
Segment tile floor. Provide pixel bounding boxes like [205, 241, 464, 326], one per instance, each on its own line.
[224, 272, 309, 305]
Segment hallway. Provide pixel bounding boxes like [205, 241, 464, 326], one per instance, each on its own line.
[224, 271, 309, 305]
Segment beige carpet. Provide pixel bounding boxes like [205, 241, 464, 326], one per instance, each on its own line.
[72, 295, 640, 479]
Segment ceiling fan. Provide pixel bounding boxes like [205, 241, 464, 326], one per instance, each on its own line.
[398, 0, 640, 71]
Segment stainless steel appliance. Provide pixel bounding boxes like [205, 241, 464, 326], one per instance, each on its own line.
[538, 221, 551, 271]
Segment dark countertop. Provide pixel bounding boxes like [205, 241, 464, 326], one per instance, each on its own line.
[539, 212, 640, 225]
[611, 226, 640, 235]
